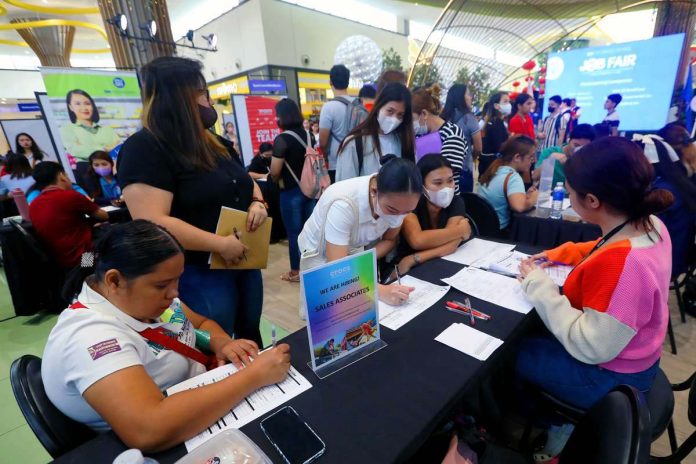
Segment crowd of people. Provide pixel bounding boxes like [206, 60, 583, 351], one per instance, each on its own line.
[1, 54, 693, 462]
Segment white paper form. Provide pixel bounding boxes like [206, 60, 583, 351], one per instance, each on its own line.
[484, 251, 573, 286]
[379, 275, 450, 330]
[442, 266, 534, 314]
[435, 323, 504, 361]
[441, 238, 515, 267]
[166, 364, 312, 451]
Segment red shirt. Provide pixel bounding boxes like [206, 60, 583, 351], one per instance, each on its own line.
[29, 188, 99, 268]
[508, 114, 536, 139]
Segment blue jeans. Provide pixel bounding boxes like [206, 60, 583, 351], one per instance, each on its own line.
[178, 264, 263, 346]
[459, 170, 474, 193]
[516, 336, 659, 410]
[280, 186, 316, 270]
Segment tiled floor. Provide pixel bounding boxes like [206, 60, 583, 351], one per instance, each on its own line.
[1, 242, 695, 463]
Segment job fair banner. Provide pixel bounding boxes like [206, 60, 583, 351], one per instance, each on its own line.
[39, 68, 142, 178]
[232, 94, 284, 165]
[544, 33, 684, 131]
[302, 250, 381, 375]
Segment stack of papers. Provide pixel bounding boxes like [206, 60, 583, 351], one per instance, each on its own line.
[379, 275, 450, 330]
[442, 267, 534, 314]
[435, 323, 504, 361]
[166, 363, 312, 451]
[442, 238, 515, 267]
[481, 250, 573, 286]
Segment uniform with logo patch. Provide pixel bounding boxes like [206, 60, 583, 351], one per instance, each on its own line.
[42, 283, 206, 431]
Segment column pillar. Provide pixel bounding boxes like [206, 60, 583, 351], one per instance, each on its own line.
[653, 0, 696, 86]
[10, 18, 75, 67]
[97, 0, 176, 70]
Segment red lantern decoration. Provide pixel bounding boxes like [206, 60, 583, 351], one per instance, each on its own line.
[525, 76, 534, 83]
[521, 60, 536, 72]
[509, 91, 520, 100]
[539, 89, 546, 96]
[540, 66, 547, 74]
[539, 77, 546, 85]
[512, 81, 520, 88]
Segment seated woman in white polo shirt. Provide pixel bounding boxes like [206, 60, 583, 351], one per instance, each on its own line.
[42, 220, 290, 451]
[298, 157, 421, 308]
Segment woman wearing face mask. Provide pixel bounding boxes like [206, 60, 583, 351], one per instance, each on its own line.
[248, 142, 273, 181]
[117, 57, 268, 346]
[480, 92, 511, 179]
[86, 150, 122, 207]
[412, 85, 471, 194]
[441, 84, 482, 193]
[335, 83, 415, 181]
[298, 158, 422, 312]
[478, 136, 539, 231]
[396, 155, 472, 275]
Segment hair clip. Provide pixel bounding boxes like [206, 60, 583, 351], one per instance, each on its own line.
[80, 252, 95, 269]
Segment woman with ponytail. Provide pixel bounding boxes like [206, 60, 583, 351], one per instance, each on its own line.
[412, 85, 471, 193]
[478, 135, 538, 230]
[508, 93, 536, 140]
[43, 220, 290, 451]
[515, 137, 673, 460]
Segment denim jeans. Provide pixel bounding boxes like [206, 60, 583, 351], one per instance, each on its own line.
[515, 336, 659, 410]
[178, 264, 263, 346]
[280, 186, 316, 270]
[459, 170, 474, 193]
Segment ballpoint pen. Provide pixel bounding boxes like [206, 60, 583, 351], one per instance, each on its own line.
[232, 227, 248, 261]
[271, 325, 277, 348]
[465, 297, 475, 326]
[394, 265, 402, 285]
[444, 302, 487, 320]
[446, 300, 492, 320]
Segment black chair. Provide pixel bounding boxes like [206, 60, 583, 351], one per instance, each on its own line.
[560, 385, 651, 464]
[10, 355, 96, 458]
[650, 369, 696, 463]
[460, 192, 502, 239]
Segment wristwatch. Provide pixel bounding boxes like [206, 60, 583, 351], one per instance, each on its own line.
[413, 254, 421, 265]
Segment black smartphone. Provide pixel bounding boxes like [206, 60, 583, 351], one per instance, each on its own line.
[260, 406, 325, 464]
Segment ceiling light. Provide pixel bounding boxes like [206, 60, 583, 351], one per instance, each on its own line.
[142, 19, 157, 38]
[108, 14, 128, 34]
[203, 33, 217, 49]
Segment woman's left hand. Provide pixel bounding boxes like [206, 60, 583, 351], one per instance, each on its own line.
[397, 255, 416, 276]
[215, 338, 259, 368]
[518, 258, 538, 282]
[247, 202, 268, 232]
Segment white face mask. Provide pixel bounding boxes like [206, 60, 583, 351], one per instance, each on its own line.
[498, 102, 512, 115]
[425, 186, 455, 208]
[413, 114, 428, 136]
[372, 194, 407, 227]
[378, 110, 402, 134]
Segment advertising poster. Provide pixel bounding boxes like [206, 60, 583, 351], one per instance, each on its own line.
[232, 94, 284, 166]
[544, 33, 684, 131]
[39, 68, 142, 179]
[301, 250, 381, 371]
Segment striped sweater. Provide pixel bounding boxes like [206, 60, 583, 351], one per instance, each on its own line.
[521, 216, 672, 373]
[438, 120, 469, 195]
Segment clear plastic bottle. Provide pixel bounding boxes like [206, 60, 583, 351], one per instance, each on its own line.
[12, 188, 30, 221]
[113, 449, 159, 464]
[550, 182, 565, 220]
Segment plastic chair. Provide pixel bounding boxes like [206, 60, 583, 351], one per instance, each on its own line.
[10, 355, 96, 458]
[460, 193, 502, 239]
[560, 385, 650, 464]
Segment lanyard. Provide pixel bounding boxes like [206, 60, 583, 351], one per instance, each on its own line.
[140, 327, 218, 371]
[573, 218, 632, 272]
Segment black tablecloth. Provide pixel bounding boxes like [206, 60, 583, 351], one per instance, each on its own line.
[53, 244, 540, 464]
[510, 209, 601, 249]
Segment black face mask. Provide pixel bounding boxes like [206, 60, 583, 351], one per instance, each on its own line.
[198, 104, 218, 129]
[547, 105, 556, 113]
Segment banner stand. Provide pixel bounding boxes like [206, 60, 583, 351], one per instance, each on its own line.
[300, 249, 386, 381]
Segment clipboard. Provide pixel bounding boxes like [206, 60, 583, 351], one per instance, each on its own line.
[209, 207, 272, 269]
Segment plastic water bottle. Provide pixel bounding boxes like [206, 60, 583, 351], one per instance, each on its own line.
[550, 182, 565, 220]
[12, 188, 30, 221]
[113, 449, 159, 464]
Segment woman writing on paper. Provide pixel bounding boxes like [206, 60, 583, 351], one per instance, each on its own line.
[395, 155, 471, 275]
[516, 137, 672, 460]
[298, 158, 422, 312]
[42, 220, 290, 452]
[117, 56, 268, 345]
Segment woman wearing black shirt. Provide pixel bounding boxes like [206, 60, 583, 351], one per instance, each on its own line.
[117, 57, 268, 345]
[270, 98, 317, 282]
[480, 92, 511, 180]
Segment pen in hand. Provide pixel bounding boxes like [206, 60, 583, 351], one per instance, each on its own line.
[271, 325, 277, 348]
[232, 227, 248, 261]
[394, 265, 402, 285]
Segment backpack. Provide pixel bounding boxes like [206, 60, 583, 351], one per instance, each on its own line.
[331, 96, 368, 146]
[281, 130, 331, 199]
[555, 110, 572, 144]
